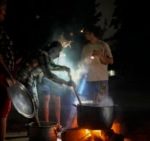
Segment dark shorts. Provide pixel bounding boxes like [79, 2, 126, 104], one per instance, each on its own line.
[81, 80, 109, 101]
[37, 77, 63, 96]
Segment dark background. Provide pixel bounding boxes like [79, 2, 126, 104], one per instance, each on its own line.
[4, 0, 149, 84]
[3, 0, 150, 134]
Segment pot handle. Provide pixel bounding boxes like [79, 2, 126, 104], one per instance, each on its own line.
[68, 72, 82, 105]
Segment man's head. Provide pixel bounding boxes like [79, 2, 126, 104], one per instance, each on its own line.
[83, 25, 104, 41]
[0, 0, 7, 22]
[58, 33, 72, 48]
[48, 41, 62, 59]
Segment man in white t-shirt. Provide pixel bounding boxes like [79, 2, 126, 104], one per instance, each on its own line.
[80, 25, 113, 103]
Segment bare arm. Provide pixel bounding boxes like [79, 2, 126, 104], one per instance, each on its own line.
[92, 42, 114, 65]
[99, 54, 113, 65]
[49, 72, 71, 86]
[0, 54, 16, 85]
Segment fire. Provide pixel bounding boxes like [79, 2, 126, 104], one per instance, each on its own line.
[62, 128, 107, 141]
[79, 129, 106, 141]
[77, 129, 124, 141]
[62, 127, 125, 141]
[111, 120, 123, 134]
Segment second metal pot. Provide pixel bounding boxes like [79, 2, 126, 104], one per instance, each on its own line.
[27, 121, 57, 141]
[77, 104, 115, 130]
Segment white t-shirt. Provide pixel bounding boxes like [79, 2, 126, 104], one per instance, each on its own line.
[81, 40, 113, 81]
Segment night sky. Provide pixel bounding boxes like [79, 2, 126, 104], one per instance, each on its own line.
[4, 0, 149, 87]
[112, 1, 149, 83]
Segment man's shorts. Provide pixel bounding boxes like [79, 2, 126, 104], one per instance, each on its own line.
[81, 80, 109, 101]
[37, 77, 63, 96]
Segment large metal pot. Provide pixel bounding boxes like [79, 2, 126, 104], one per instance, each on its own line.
[27, 121, 57, 141]
[77, 104, 116, 130]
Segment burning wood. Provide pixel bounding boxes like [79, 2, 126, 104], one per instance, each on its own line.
[61, 128, 124, 141]
[61, 128, 103, 141]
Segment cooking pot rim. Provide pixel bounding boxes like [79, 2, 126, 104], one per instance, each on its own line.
[76, 103, 118, 108]
[27, 121, 57, 128]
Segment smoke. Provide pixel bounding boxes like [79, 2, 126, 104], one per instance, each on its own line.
[53, 50, 87, 84]
[98, 95, 114, 107]
[98, 95, 114, 127]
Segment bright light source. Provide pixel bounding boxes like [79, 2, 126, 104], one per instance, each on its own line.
[90, 56, 95, 60]
[58, 34, 72, 48]
[80, 29, 84, 33]
[109, 70, 116, 76]
[59, 52, 66, 57]
[57, 138, 62, 141]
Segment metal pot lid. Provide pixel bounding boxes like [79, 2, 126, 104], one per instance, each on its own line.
[7, 81, 35, 118]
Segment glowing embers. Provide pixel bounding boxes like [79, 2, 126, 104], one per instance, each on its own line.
[61, 120, 124, 141]
[61, 128, 105, 141]
[62, 128, 124, 141]
[111, 120, 123, 135]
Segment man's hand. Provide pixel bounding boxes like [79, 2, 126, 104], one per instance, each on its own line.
[99, 54, 113, 65]
[92, 49, 113, 65]
[6, 78, 16, 86]
[67, 80, 76, 87]
[92, 50, 101, 56]
[63, 80, 75, 87]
